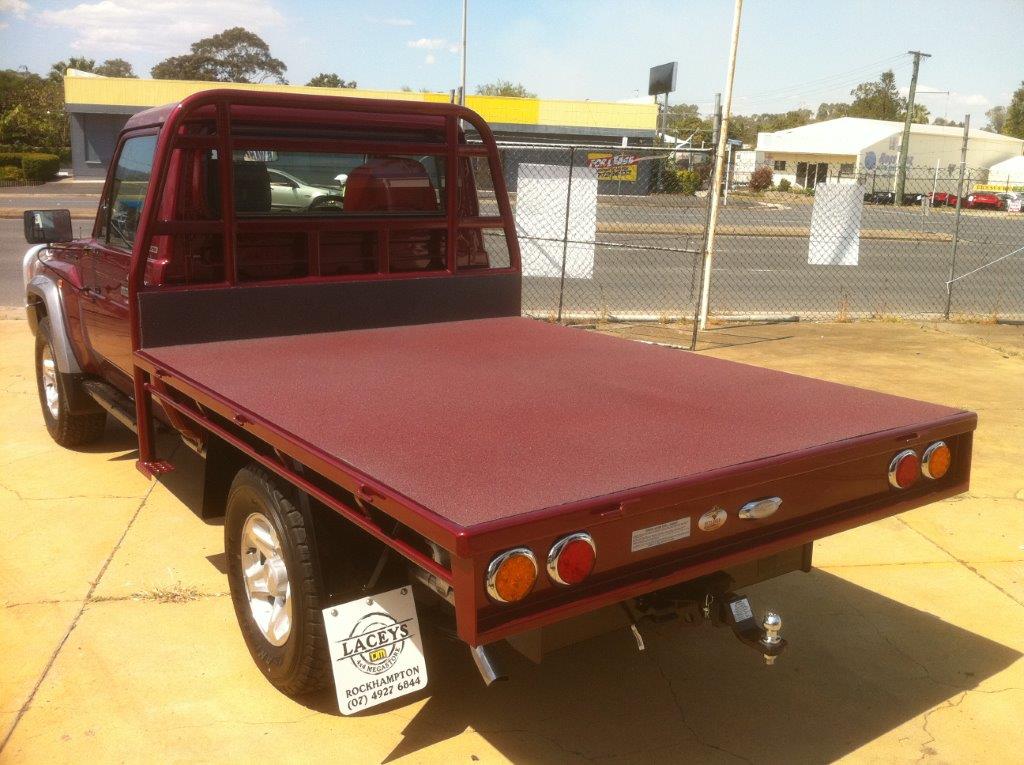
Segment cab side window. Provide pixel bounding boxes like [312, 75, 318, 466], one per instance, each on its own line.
[104, 134, 158, 251]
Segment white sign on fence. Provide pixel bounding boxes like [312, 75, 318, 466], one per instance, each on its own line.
[516, 163, 598, 279]
[808, 183, 863, 266]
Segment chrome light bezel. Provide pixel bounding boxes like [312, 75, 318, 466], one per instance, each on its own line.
[888, 449, 919, 489]
[546, 532, 597, 586]
[485, 547, 538, 603]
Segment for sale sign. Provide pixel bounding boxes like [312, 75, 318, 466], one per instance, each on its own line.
[586, 152, 641, 182]
[323, 586, 427, 714]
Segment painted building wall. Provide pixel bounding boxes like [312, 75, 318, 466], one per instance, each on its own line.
[858, 131, 1024, 194]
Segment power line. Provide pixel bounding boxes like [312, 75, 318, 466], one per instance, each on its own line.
[735, 53, 908, 101]
[735, 61, 913, 106]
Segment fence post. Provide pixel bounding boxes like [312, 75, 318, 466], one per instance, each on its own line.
[689, 99, 722, 350]
[556, 146, 576, 323]
[944, 115, 970, 320]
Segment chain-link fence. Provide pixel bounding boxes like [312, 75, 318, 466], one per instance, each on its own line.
[481, 144, 713, 321]
[490, 142, 1024, 326]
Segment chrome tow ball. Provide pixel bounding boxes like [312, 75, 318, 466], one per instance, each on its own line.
[760, 612, 783, 666]
[718, 594, 787, 665]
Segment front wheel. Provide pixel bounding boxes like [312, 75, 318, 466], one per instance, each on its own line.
[225, 464, 331, 696]
[35, 317, 106, 447]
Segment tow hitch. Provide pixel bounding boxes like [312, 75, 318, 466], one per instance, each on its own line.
[718, 594, 786, 665]
[631, 584, 787, 665]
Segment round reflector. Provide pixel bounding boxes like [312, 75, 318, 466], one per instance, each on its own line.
[922, 441, 951, 480]
[547, 532, 597, 586]
[486, 548, 538, 603]
[888, 449, 920, 489]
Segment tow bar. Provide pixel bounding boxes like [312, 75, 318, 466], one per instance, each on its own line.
[719, 594, 786, 665]
[630, 585, 787, 665]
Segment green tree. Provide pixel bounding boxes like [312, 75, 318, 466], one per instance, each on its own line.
[932, 117, 964, 128]
[985, 105, 1006, 133]
[1003, 82, 1024, 139]
[95, 58, 137, 78]
[306, 73, 356, 88]
[50, 57, 137, 79]
[475, 80, 536, 98]
[0, 68, 67, 148]
[815, 102, 850, 121]
[151, 27, 287, 83]
[849, 70, 903, 121]
[664, 103, 712, 144]
[48, 57, 96, 80]
[848, 70, 929, 123]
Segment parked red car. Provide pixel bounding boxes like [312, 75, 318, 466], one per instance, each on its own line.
[962, 191, 1004, 210]
[928, 191, 958, 207]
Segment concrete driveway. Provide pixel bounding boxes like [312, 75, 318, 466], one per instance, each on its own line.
[1, 317, 1022, 762]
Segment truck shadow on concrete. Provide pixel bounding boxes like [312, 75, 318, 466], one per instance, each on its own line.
[372, 569, 1018, 763]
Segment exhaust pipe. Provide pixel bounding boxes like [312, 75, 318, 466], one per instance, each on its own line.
[470, 644, 508, 686]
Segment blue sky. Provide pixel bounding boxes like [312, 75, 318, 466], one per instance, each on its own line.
[1, 0, 1021, 125]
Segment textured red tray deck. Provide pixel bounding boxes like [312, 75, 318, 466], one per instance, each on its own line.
[145, 317, 969, 529]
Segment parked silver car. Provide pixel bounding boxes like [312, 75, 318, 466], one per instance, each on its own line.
[267, 168, 345, 212]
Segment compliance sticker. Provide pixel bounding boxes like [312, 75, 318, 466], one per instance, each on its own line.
[631, 516, 691, 552]
[323, 586, 427, 715]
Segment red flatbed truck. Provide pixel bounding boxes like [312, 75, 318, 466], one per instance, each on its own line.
[21, 90, 975, 706]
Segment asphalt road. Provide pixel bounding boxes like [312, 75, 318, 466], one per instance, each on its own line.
[3, 189, 1021, 319]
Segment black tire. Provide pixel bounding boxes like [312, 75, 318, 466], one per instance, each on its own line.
[225, 464, 331, 696]
[35, 317, 106, 447]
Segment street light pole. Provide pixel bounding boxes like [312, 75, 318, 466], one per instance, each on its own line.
[697, 0, 743, 331]
[894, 49, 930, 204]
[459, 0, 468, 105]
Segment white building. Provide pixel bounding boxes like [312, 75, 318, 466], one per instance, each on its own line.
[981, 155, 1024, 191]
[747, 117, 1024, 192]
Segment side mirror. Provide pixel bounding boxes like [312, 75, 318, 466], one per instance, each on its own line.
[23, 209, 74, 245]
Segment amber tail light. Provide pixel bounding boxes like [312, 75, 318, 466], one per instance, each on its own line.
[922, 441, 951, 480]
[485, 548, 538, 603]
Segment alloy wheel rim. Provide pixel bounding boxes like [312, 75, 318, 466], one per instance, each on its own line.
[41, 345, 59, 419]
[240, 512, 293, 646]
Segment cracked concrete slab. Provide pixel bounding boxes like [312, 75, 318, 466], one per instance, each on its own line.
[2, 317, 1023, 762]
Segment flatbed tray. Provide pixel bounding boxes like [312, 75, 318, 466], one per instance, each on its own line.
[143, 317, 968, 529]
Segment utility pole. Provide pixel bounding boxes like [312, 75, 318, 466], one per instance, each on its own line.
[459, 0, 468, 105]
[697, 0, 743, 331]
[894, 49, 930, 204]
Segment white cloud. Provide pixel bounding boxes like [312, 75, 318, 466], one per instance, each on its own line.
[0, 0, 29, 18]
[408, 37, 460, 57]
[424, 53, 436, 65]
[365, 15, 413, 27]
[0, 19, 8, 28]
[408, 37, 445, 50]
[39, 1, 284, 55]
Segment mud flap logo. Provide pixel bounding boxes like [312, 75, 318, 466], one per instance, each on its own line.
[340, 613, 411, 675]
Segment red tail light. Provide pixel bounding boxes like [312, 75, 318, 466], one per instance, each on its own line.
[888, 449, 920, 489]
[547, 533, 596, 586]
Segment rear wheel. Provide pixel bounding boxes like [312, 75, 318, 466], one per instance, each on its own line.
[35, 317, 106, 447]
[225, 464, 331, 696]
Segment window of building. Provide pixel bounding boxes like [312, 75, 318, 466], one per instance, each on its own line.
[840, 163, 855, 175]
[773, 160, 787, 172]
